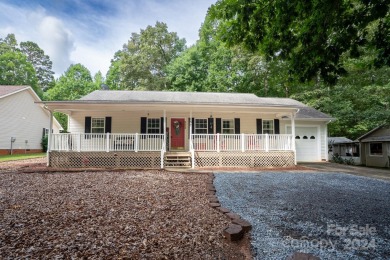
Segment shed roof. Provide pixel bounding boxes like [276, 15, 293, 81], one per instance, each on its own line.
[328, 137, 354, 144]
[357, 125, 390, 142]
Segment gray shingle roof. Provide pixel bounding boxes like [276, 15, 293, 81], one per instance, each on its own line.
[0, 85, 29, 98]
[79, 90, 332, 120]
[328, 137, 354, 144]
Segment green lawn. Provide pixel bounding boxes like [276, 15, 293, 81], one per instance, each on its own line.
[0, 153, 46, 162]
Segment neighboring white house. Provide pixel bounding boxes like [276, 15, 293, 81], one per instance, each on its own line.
[39, 90, 333, 169]
[0, 85, 62, 155]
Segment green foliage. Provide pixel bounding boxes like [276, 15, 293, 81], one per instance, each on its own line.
[45, 63, 97, 101]
[54, 112, 68, 132]
[106, 22, 186, 90]
[20, 41, 55, 91]
[41, 135, 48, 152]
[209, 0, 389, 84]
[167, 14, 295, 96]
[0, 51, 40, 95]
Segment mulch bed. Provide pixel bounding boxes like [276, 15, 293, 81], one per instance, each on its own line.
[0, 159, 251, 259]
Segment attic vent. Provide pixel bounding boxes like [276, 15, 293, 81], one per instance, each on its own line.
[100, 84, 109, 90]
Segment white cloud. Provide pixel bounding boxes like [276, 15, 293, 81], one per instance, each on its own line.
[0, 0, 216, 78]
[39, 16, 74, 74]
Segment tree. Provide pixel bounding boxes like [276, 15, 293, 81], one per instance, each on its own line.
[167, 13, 295, 96]
[209, 0, 389, 84]
[20, 41, 55, 91]
[0, 34, 18, 54]
[45, 63, 97, 101]
[0, 51, 39, 94]
[107, 22, 186, 90]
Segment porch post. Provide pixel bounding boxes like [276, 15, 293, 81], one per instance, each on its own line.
[163, 110, 166, 152]
[291, 112, 296, 165]
[190, 111, 195, 169]
[47, 110, 53, 166]
[106, 132, 110, 152]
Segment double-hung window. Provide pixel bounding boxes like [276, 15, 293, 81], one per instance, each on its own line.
[147, 118, 160, 134]
[262, 120, 274, 134]
[222, 119, 234, 134]
[195, 119, 208, 134]
[91, 118, 105, 133]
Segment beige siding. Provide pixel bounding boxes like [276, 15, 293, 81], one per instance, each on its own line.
[0, 90, 60, 150]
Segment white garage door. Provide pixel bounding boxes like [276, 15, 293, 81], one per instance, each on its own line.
[288, 126, 320, 162]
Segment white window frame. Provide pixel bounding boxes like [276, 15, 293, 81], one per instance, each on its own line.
[195, 118, 208, 134]
[91, 117, 105, 134]
[147, 118, 161, 134]
[369, 142, 383, 156]
[263, 119, 274, 134]
[222, 119, 235, 134]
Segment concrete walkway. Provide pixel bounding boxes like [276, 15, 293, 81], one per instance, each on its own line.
[300, 162, 390, 181]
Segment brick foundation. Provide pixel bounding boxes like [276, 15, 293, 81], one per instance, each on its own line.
[0, 149, 43, 155]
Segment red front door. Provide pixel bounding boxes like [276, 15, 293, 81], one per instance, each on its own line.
[171, 118, 185, 150]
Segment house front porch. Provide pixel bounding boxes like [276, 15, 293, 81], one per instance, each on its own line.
[48, 133, 295, 168]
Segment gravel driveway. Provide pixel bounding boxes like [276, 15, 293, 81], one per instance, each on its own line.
[214, 172, 390, 259]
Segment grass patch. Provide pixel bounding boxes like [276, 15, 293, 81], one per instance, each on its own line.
[0, 153, 46, 162]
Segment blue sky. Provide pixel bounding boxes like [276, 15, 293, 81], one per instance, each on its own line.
[0, 0, 216, 77]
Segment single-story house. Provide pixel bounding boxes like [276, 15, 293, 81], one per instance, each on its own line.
[328, 137, 360, 164]
[357, 125, 390, 168]
[37, 90, 333, 168]
[0, 85, 62, 155]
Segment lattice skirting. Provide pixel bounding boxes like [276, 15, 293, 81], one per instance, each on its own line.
[49, 151, 161, 168]
[194, 151, 295, 168]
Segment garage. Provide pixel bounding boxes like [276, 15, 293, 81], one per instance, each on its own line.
[288, 126, 320, 162]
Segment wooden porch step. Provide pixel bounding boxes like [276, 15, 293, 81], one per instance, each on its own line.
[164, 152, 192, 168]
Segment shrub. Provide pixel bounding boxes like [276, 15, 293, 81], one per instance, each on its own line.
[41, 136, 48, 152]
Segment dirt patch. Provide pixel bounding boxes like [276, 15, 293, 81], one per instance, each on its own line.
[0, 168, 251, 259]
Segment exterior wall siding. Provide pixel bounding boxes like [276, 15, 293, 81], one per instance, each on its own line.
[0, 90, 60, 152]
[363, 142, 390, 167]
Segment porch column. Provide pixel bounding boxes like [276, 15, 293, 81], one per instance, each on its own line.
[291, 112, 296, 165]
[163, 110, 166, 152]
[47, 110, 53, 166]
[190, 111, 195, 169]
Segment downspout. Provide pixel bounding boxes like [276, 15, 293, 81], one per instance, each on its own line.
[43, 105, 53, 167]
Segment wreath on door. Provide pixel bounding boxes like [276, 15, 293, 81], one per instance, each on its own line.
[173, 120, 181, 135]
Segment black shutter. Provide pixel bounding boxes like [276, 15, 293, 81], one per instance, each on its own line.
[140, 117, 147, 134]
[234, 118, 240, 134]
[160, 117, 164, 134]
[85, 116, 91, 139]
[256, 119, 262, 134]
[216, 118, 222, 134]
[105, 117, 112, 133]
[85, 117, 91, 133]
[189, 118, 195, 137]
[274, 119, 280, 134]
[42, 128, 46, 137]
[208, 118, 214, 134]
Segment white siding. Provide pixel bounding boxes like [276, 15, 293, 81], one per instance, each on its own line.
[0, 90, 60, 150]
[282, 120, 328, 161]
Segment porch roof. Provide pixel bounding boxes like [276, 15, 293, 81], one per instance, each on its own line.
[37, 90, 333, 120]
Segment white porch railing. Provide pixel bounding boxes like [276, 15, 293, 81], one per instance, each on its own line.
[191, 134, 293, 152]
[50, 133, 164, 152]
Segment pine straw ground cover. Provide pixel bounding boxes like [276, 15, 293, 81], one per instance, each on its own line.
[0, 165, 250, 259]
